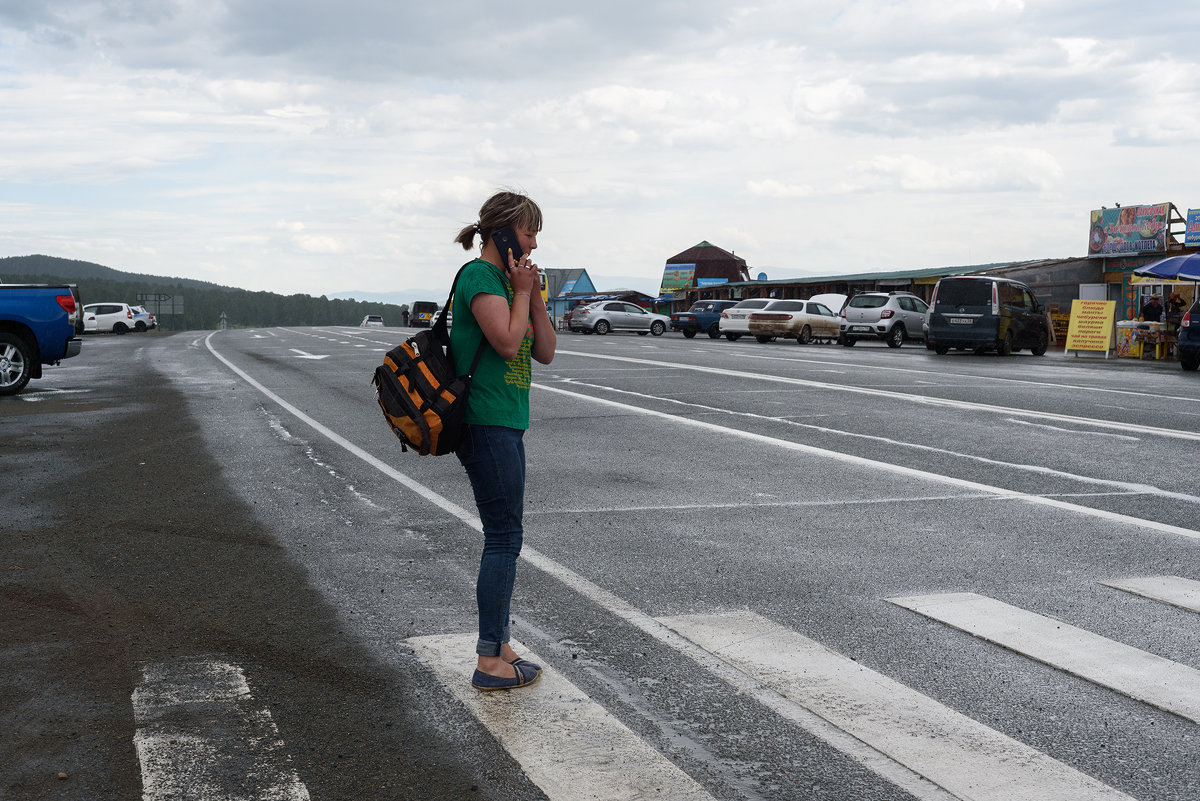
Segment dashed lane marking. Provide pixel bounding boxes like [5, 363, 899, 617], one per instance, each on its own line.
[133, 657, 310, 801]
[407, 635, 714, 801]
[1102, 575, 1200, 615]
[888, 592, 1200, 724]
[658, 610, 1134, 801]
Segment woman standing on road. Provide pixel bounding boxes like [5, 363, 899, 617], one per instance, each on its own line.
[451, 191, 556, 691]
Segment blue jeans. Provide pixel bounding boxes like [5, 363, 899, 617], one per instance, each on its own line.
[456, 424, 526, 657]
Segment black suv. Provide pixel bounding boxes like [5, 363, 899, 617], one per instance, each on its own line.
[925, 276, 1053, 356]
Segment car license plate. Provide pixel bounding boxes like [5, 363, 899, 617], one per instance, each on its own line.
[948, 317, 973, 325]
[850, 325, 871, 332]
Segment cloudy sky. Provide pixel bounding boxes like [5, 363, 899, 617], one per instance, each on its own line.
[2, 1, 1198, 300]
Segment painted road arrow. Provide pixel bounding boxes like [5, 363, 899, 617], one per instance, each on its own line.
[289, 349, 328, 360]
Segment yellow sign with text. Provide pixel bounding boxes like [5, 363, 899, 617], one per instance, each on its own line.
[1064, 299, 1116, 353]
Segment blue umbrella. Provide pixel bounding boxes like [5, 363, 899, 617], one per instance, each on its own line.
[1133, 252, 1200, 281]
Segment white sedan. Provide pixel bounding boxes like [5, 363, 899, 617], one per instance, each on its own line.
[746, 299, 841, 344]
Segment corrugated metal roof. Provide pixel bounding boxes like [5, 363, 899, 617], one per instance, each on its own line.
[722, 260, 1038, 287]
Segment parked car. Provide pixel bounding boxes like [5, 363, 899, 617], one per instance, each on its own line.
[924, 276, 1053, 356]
[83, 302, 137, 334]
[410, 301, 438, 328]
[670, 299, 738, 338]
[0, 282, 83, 395]
[1178, 299, 1200, 371]
[360, 314, 385, 327]
[130, 305, 156, 331]
[839, 291, 929, 348]
[430, 309, 453, 328]
[747, 299, 841, 344]
[718, 299, 772, 341]
[569, 301, 669, 336]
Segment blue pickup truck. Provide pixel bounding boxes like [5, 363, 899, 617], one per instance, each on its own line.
[0, 283, 84, 395]
[669, 299, 738, 338]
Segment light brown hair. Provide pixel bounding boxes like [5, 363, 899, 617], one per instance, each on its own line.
[455, 191, 543, 251]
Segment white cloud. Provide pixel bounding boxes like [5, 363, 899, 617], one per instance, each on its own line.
[1, 1, 1199, 296]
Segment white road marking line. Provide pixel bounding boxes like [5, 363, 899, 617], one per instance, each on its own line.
[133, 658, 310, 801]
[199, 335, 1164, 800]
[554, 348, 1200, 441]
[1005, 418, 1141, 441]
[407, 635, 714, 801]
[1103, 576, 1200, 614]
[888, 592, 1200, 724]
[555, 374, 1200, 507]
[288, 348, 328, 360]
[526, 494, 994, 517]
[657, 611, 1133, 801]
[535, 382, 1200, 540]
[722, 349, 1200, 406]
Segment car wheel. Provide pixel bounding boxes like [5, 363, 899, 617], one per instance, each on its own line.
[135, 322, 147, 332]
[0, 332, 33, 396]
[934, 344, 949, 355]
[650, 321, 665, 336]
[682, 330, 696, 339]
[798, 325, 812, 344]
[725, 333, 741, 341]
[1030, 331, 1049, 356]
[886, 325, 905, 349]
[113, 323, 129, 334]
[838, 335, 855, 347]
[1181, 352, 1200, 371]
[707, 324, 721, 339]
[594, 320, 610, 335]
[998, 331, 1013, 356]
[755, 335, 773, 343]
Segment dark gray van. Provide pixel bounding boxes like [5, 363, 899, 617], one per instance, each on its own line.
[924, 276, 1053, 356]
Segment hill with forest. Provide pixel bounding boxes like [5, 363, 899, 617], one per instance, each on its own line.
[0, 255, 413, 331]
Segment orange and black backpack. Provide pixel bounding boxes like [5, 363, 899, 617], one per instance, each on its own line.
[372, 264, 485, 455]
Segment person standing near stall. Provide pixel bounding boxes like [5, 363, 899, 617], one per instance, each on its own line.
[1141, 295, 1165, 322]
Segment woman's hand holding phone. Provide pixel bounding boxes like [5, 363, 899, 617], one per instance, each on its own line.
[507, 249, 539, 296]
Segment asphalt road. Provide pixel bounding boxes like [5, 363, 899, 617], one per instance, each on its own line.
[3, 326, 1198, 801]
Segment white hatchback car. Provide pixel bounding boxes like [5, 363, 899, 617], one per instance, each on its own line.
[83, 302, 137, 334]
[360, 314, 385, 327]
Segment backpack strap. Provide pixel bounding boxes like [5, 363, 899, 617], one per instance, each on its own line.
[437, 261, 488, 378]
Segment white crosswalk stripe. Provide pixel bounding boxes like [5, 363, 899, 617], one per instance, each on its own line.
[657, 610, 1133, 801]
[888, 591, 1200, 724]
[1103, 575, 1200, 614]
[407, 634, 715, 801]
[133, 657, 310, 801]
[133, 578, 1196, 800]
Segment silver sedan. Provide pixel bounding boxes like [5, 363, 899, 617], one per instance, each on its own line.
[569, 301, 670, 336]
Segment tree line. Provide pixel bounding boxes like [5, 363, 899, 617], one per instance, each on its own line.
[2, 256, 409, 331]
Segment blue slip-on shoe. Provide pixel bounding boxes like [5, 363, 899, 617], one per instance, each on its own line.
[508, 657, 542, 675]
[471, 660, 540, 692]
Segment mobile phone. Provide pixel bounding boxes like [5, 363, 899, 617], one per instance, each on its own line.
[490, 226, 524, 270]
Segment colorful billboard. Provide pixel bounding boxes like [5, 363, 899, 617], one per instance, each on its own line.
[1087, 203, 1169, 256]
[659, 263, 696, 294]
[1186, 209, 1200, 246]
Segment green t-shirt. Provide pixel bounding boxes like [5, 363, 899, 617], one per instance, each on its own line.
[449, 259, 534, 429]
